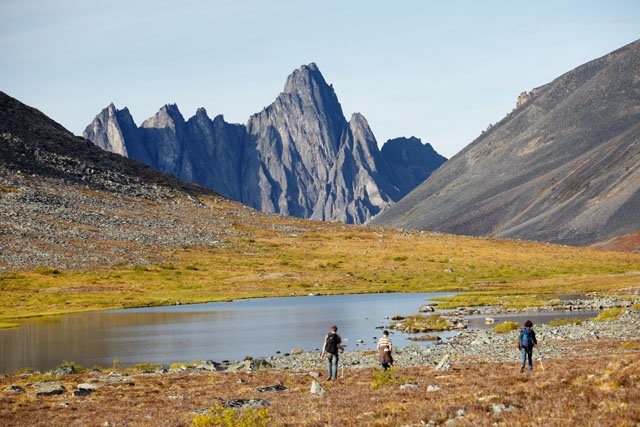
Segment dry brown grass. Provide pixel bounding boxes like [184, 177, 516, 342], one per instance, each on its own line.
[1, 346, 638, 426]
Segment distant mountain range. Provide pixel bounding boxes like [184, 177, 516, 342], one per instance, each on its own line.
[372, 39, 640, 246]
[84, 64, 446, 224]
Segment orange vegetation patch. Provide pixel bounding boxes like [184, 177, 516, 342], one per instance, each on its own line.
[592, 231, 640, 253]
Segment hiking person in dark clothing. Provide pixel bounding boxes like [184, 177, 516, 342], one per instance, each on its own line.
[377, 330, 393, 370]
[320, 325, 343, 380]
[518, 320, 538, 372]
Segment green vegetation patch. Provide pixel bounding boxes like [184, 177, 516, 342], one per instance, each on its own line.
[593, 307, 623, 322]
[191, 404, 271, 427]
[0, 321, 19, 329]
[370, 367, 412, 389]
[432, 292, 549, 309]
[390, 314, 453, 333]
[493, 321, 519, 333]
[621, 341, 640, 350]
[548, 318, 583, 327]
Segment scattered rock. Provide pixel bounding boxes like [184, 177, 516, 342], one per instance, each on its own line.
[255, 383, 287, 393]
[456, 406, 467, 417]
[249, 358, 273, 371]
[77, 382, 102, 391]
[98, 374, 134, 385]
[34, 383, 66, 396]
[426, 384, 442, 392]
[310, 380, 325, 396]
[223, 399, 270, 410]
[194, 399, 270, 414]
[435, 354, 452, 371]
[492, 403, 516, 414]
[420, 305, 436, 313]
[309, 372, 321, 378]
[478, 394, 499, 402]
[4, 385, 25, 393]
[291, 348, 304, 355]
[49, 365, 77, 376]
[399, 383, 420, 390]
[73, 388, 92, 397]
[195, 360, 226, 372]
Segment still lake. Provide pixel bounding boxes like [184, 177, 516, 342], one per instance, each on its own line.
[0, 292, 600, 373]
[0, 292, 453, 373]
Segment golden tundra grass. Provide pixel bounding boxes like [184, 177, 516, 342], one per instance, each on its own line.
[1, 194, 639, 324]
[0, 349, 638, 426]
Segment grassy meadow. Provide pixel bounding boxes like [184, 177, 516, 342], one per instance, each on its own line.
[1, 195, 639, 326]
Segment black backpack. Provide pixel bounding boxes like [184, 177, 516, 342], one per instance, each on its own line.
[325, 333, 339, 353]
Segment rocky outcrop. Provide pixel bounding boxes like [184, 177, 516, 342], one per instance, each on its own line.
[371, 39, 640, 245]
[83, 64, 446, 223]
[380, 137, 447, 199]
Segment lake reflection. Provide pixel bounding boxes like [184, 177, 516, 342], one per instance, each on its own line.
[0, 292, 454, 373]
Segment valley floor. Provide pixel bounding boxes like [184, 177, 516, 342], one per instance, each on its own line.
[2, 309, 639, 426]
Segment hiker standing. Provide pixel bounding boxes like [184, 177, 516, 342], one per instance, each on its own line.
[518, 320, 538, 372]
[377, 330, 394, 370]
[320, 325, 343, 380]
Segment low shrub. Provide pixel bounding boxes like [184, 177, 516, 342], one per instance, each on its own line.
[170, 362, 196, 370]
[493, 321, 519, 334]
[370, 367, 410, 389]
[29, 373, 56, 382]
[191, 404, 271, 427]
[33, 266, 62, 275]
[594, 307, 623, 322]
[621, 341, 640, 350]
[132, 362, 162, 372]
[548, 318, 582, 327]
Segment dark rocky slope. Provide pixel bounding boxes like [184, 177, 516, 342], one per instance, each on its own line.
[371, 39, 640, 246]
[0, 91, 241, 270]
[84, 64, 446, 223]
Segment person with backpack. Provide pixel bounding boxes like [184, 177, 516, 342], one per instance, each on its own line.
[320, 325, 343, 380]
[377, 330, 393, 370]
[518, 320, 538, 372]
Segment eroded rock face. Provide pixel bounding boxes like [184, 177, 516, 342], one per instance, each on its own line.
[83, 64, 446, 223]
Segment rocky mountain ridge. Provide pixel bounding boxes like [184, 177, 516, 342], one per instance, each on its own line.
[371, 39, 640, 246]
[84, 63, 446, 223]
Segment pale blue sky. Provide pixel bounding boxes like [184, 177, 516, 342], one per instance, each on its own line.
[1, 0, 638, 157]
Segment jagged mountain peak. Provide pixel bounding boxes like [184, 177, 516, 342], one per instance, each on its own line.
[195, 107, 209, 119]
[83, 64, 447, 224]
[142, 103, 184, 129]
[283, 62, 325, 93]
[349, 112, 369, 125]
